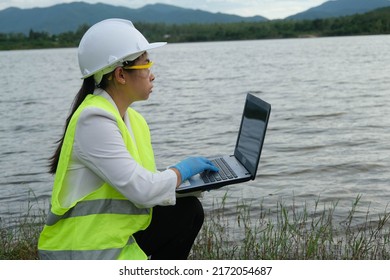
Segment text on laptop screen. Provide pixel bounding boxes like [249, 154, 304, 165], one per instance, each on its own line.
[234, 97, 269, 178]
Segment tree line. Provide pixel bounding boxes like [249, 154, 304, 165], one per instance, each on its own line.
[1, 7, 389, 50]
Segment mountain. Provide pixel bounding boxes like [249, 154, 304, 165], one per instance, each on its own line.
[2, 1, 388, 35]
[0, 2, 268, 34]
[287, 0, 390, 20]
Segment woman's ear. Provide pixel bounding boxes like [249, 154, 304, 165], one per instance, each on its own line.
[113, 67, 126, 85]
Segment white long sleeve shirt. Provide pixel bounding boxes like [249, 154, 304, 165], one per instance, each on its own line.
[61, 89, 177, 209]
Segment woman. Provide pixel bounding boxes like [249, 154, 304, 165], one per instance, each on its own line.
[38, 18, 218, 260]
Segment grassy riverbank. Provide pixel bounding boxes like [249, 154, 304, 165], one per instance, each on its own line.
[191, 195, 390, 259]
[1, 195, 390, 260]
[0, 210, 43, 259]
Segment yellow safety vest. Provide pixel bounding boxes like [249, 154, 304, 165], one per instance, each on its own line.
[38, 94, 155, 259]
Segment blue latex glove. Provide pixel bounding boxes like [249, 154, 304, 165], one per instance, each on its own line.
[172, 157, 219, 183]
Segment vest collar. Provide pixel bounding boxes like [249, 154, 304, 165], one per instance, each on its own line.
[94, 88, 132, 131]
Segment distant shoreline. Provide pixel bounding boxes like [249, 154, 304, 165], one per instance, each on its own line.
[1, 7, 389, 51]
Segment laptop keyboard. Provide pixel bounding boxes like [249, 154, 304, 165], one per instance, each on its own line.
[201, 158, 238, 183]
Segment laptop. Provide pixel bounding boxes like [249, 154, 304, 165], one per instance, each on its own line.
[176, 93, 271, 194]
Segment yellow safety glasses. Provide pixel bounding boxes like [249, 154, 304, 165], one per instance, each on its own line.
[123, 61, 154, 70]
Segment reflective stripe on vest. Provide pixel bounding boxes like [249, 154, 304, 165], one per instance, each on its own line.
[39, 236, 138, 260]
[46, 199, 150, 226]
[38, 94, 155, 260]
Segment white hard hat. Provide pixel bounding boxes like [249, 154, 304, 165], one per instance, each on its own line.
[78, 18, 166, 84]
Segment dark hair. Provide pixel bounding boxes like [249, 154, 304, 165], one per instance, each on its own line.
[48, 77, 95, 174]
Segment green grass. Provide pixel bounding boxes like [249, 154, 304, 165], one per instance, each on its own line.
[0, 198, 45, 260]
[1, 194, 390, 259]
[190, 194, 390, 260]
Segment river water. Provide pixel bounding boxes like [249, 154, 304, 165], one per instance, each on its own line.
[1, 35, 390, 230]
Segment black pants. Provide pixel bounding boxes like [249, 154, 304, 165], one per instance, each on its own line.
[133, 196, 204, 260]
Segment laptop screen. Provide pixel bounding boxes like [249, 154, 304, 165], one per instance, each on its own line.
[234, 94, 271, 179]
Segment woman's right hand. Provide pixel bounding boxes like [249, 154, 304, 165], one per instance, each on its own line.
[170, 157, 219, 184]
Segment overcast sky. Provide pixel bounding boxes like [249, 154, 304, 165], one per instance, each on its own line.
[0, 0, 329, 19]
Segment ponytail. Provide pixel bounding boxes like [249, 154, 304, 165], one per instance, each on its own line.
[48, 77, 95, 174]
